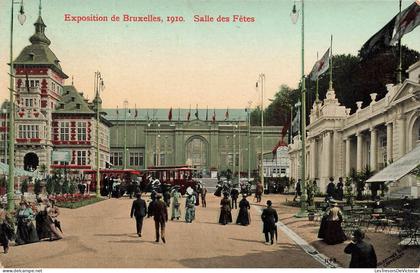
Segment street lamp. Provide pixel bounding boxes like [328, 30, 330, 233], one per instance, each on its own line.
[145, 123, 150, 168]
[246, 101, 252, 183]
[291, 0, 308, 217]
[256, 74, 265, 193]
[94, 71, 104, 197]
[123, 100, 128, 169]
[2, 108, 8, 165]
[7, 0, 27, 211]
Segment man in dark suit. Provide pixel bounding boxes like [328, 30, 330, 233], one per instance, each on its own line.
[326, 177, 336, 201]
[344, 229, 377, 268]
[153, 194, 168, 243]
[130, 193, 147, 237]
[261, 200, 278, 245]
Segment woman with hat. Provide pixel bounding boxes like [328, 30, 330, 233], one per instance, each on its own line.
[218, 191, 232, 225]
[171, 186, 182, 220]
[0, 203, 14, 253]
[185, 187, 196, 223]
[236, 194, 251, 226]
[320, 202, 346, 245]
[15, 200, 39, 245]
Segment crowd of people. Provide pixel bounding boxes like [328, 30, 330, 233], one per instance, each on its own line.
[0, 196, 64, 254]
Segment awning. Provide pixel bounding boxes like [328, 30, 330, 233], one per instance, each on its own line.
[0, 162, 40, 178]
[366, 145, 420, 183]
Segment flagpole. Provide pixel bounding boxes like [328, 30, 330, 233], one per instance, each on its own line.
[123, 100, 128, 170]
[329, 35, 333, 89]
[397, 0, 402, 84]
[315, 52, 319, 102]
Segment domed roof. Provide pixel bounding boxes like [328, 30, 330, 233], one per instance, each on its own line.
[14, 16, 68, 79]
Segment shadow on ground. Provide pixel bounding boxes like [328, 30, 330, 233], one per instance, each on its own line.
[177, 243, 323, 268]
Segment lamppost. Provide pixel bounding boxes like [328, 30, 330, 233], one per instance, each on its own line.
[156, 123, 160, 166]
[256, 74, 265, 192]
[232, 121, 236, 180]
[291, 0, 308, 216]
[123, 100, 128, 169]
[237, 122, 241, 182]
[2, 108, 8, 164]
[145, 123, 150, 168]
[94, 71, 104, 197]
[7, 0, 27, 211]
[246, 101, 252, 182]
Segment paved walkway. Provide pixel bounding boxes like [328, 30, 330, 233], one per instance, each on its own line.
[0, 195, 322, 268]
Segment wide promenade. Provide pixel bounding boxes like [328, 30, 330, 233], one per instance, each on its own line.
[1, 195, 322, 268]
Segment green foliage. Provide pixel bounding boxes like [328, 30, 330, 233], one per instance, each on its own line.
[62, 179, 70, 194]
[69, 181, 76, 194]
[344, 177, 354, 205]
[55, 197, 104, 209]
[54, 178, 62, 194]
[46, 177, 54, 195]
[0, 176, 6, 188]
[34, 179, 42, 195]
[306, 180, 316, 207]
[349, 166, 374, 200]
[21, 179, 28, 193]
[39, 164, 47, 176]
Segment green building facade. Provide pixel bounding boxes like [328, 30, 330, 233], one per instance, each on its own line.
[105, 108, 285, 175]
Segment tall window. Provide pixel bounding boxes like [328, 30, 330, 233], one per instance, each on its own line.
[129, 152, 144, 166]
[77, 122, 87, 141]
[60, 121, 70, 141]
[76, 150, 87, 165]
[110, 152, 123, 166]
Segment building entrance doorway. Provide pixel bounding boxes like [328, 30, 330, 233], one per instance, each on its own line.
[186, 137, 208, 170]
[24, 152, 39, 171]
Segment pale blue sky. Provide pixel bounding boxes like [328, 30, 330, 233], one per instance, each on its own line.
[0, 0, 419, 109]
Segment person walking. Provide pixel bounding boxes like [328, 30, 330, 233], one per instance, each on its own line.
[255, 181, 263, 203]
[0, 203, 14, 254]
[336, 177, 344, 201]
[153, 194, 168, 243]
[344, 229, 377, 268]
[236, 194, 251, 226]
[219, 191, 232, 225]
[293, 179, 302, 202]
[230, 187, 239, 209]
[261, 200, 278, 245]
[171, 186, 182, 220]
[200, 184, 208, 208]
[130, 192, 147, 237]
[185, 187, 196, 223]
[326, 177, 336, 201]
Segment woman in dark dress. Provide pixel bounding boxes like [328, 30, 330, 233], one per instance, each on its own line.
[319, 202, 346, 245]
[15, 201, 39, 245]
[218, 192, 232, 225]
[236, 194, 251, 226]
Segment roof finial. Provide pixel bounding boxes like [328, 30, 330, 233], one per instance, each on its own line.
[39, 0, 42, 17]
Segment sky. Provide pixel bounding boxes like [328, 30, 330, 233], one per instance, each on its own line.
[0, 0, 419, 109]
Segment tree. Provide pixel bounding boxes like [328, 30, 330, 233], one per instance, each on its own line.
[69, 181, 76, 194]
[46, 177, 54, 195]
[62, 179, 70, 194]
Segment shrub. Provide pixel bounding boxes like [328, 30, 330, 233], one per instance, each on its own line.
[69, 182, 76, 194]
[46, 177, 54, 195]
[62, 179, 70, 194]
[34, 179, 42, 195]
[21, 179, 29, 193]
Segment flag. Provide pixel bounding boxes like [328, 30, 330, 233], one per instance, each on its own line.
[116, 106, 119, 115]
[168, 107, 173, 121]
[146, 109, 150, 120]
[310, 48, 330, 81]
[225, 107, 229, 120]
[206, 106, 208, 121]
[359, 16, 396, 61]
[134, 105, 138, 118]
[292, 103, 301, 135]
[391, 2, 420, 45]
[128, 108, 131, 117]
[212, 109, 216, 123]
[194, 104, 199, 119]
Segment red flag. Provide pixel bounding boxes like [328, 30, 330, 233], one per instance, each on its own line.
[391, 3, 420, 45]
[212, 109, 216, 123]
[168, 107, 173, 121]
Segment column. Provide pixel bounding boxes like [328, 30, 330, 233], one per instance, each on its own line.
[310, 138, 316, 179]
[356, 132, 363, 172]
[345, 137, 351, 176]
[324, 132, 331, 178]
[370, 127, 377, 171]
[386, 122, 393, 163]
[398, 116, 406, 159]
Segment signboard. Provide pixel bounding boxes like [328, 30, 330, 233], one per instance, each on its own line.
[52, 151, 71, 163]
